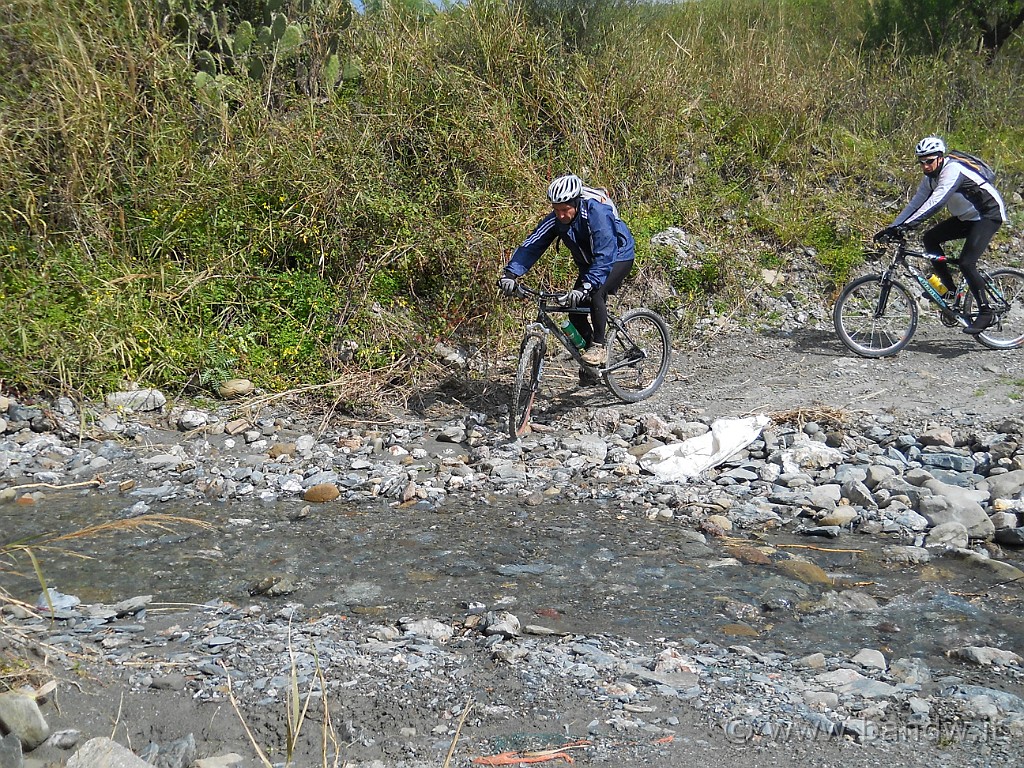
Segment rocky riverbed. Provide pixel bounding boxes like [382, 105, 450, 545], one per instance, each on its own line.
[2, 319, 1024, 768]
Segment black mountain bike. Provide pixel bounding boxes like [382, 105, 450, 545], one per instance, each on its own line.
[508, 284, 671, 438]
[833, 233, 1024, 357]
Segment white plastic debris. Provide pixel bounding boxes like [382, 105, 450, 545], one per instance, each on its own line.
[640, 414, 769, 482]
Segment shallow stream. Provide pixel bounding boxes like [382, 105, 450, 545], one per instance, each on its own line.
[5, 490, 1024, 679]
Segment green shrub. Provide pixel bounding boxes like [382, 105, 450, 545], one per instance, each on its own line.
[1, 0, 1022, 401]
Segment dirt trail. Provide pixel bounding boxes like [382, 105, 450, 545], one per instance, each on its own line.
[649, 323, 1024, 424]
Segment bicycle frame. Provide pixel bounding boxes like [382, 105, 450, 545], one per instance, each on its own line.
[508, 282, 671, 434]
[516, 286, 645, 376]
[874, 239, 1007, 323]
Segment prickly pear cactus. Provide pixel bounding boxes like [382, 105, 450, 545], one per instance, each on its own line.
[162, 0, 354, 105]
[233, 20, 255, 54]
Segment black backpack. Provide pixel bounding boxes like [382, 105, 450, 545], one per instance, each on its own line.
[946, 149, 996, 184]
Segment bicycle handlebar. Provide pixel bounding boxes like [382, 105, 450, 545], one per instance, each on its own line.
[511, 283, 572, 305]
[873, 229, 910, 246]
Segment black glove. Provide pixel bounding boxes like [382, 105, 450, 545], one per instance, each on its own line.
[873, 226, 901, 243]
[497, 272, 518, 298]
[560, 284, 592, 308]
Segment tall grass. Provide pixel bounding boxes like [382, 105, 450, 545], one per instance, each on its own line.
[0, 0, 1021, 399]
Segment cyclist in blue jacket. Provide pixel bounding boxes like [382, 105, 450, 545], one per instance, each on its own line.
[498, 174, 636, 368]
[874, 136, 1007, 334]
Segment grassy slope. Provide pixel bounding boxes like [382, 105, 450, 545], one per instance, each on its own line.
[0, 0, 1021, 401]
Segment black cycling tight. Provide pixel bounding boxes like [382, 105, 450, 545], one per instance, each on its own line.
[569, 259, 635, 345]
[923, 217, 1001, 308]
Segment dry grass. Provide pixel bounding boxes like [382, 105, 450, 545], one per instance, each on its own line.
[224, 619, 342, 768]
[768, 405, 859, 430]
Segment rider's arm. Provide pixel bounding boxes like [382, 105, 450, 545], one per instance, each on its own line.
[505, 214, 559, 277]
[581, 201, 620, 287]
[891, 177, 932, 228]
[894, 165, 963, 228]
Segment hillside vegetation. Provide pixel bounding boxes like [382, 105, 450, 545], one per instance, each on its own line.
[1, 0, 1022, 404]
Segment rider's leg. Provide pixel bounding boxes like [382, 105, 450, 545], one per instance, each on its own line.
[589, 259, 635, 345]
[923, 218, 971, 294]
[960, 218, 1003, 333]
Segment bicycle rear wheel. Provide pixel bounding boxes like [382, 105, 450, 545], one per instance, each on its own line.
[833, 274, 918, 357]
[966, 268, 1024, 350]
[604, 309, 671, 403]
[509, 334, 544, 438]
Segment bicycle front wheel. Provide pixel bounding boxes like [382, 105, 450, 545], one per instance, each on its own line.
[967, 268, 1024, 350]
[604, 309, 671, 403]
[833, 274, 918, 357]
[509, 334, 545, 438]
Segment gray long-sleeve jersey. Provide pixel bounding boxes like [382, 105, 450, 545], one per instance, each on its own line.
[893, 158, 1006, 228]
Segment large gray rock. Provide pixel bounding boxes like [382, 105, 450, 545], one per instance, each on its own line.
[944, 685, 1024, 714]
[919, 479, 994, 539]
[67, 738, 153, 768]
[980, 469, 1024, 502]
[920, 451, 976, 473]
[864, 464, 897, 489]
[104, 389, 166, 412]
[925, 521, 970, 549]
[918, 427, 954, 448]
[876, 475, 924, 505]
[561, 433, 608, 462]
[953, 551, 1024, 581]
[842, 478, 876, 508]
[995, 527, 1024, 547]
[949, 646, 1023, 666]
[0, 692, 49, 751]
[0, 733, 23, 768]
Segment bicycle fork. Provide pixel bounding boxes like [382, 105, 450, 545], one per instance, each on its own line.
[873, 273, 898, 318]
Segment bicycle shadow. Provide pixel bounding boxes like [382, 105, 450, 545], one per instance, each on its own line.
[406, 374, 508, 421]
[786, 326, 979, 362]
[404, 370, 617, 434]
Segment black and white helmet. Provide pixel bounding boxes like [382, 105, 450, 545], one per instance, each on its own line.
[915, 135, 946, 157]
[547, 174, 583, 204]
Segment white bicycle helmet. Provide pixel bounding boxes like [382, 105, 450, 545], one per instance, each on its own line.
[915, 135, 946, 157]
[547, 174, 583, 204]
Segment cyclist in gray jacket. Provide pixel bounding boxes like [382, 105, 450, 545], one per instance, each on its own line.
[875, 135, 1008, 334]
[498, 174, 635, 367]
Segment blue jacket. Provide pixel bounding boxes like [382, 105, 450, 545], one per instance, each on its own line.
[505, 196, 635, 287]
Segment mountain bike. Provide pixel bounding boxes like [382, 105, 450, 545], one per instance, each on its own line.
[833, 233, 1024, 358]
[507, 284, 671, 438]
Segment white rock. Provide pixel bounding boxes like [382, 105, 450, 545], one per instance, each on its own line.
[925, 521, 969, 549]
[852, 648, 887, 671]
[176, 410, 208, 431]
[483, 611, 521, 639]
[401, 618, 454, 643]
[67, 737, 152, 768]
[777, 440, 844, 473]
[950, 646, 1023, 666]
[104, 389, 166, 412]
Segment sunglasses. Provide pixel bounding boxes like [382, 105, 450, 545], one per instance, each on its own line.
[918, 156, 941, 166]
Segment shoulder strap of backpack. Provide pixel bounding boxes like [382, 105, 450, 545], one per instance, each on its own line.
[581, 186, 621, 219]
[946, 149, 995, 183]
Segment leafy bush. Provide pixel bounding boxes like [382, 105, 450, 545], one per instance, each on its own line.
[0, 0, 1022, 401]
